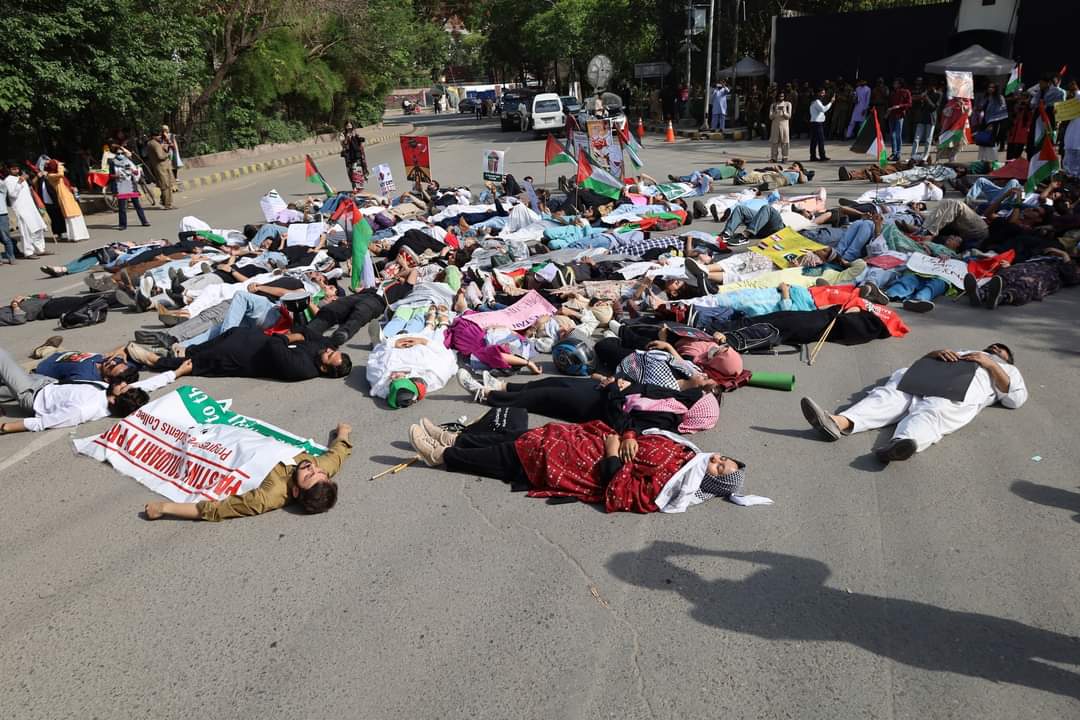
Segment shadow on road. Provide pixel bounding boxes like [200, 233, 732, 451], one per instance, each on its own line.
[606, 541, 1080, 700]
[1011, 480, 1080, 523]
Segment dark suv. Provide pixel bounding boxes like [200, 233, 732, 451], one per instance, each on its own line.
[499, 90, 536, 131]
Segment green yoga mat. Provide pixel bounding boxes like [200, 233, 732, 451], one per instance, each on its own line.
[748, 371, 796, 391]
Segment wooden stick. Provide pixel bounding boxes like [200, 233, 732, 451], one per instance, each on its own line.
[368, 456, 419, 481]
[808, 314, 839, 366]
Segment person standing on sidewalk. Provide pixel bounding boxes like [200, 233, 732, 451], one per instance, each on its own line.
[809, 88, 834, 161]
[43, 160, 90, 241]
[3, 162, 46, 258]
[910, 80, 942, 162]
[886, 78, 912, 161]
[108, 145, 150, 230]
[710, 81, 730, 131]
[145, 130, 175, 209]
[0, 167, 15, 264]
[769, 90, 792, 162]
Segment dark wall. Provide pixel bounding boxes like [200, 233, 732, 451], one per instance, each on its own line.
[1013, 0, 1080, 81]
[773, 4, 957, 84]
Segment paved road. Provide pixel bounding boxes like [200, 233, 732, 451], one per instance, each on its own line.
[2, 115, 1078, 720]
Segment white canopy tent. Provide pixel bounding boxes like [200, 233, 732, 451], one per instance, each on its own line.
[718, 56, 769, 78]
[924, 44, 1015, 76]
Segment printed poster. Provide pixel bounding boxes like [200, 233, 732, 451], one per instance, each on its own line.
[399, 135, 431, 184]
[374, 164, 396, 195]
[482, 149, 506, 182]
[946, 71, 974, 100]
[749, 227, 827, 268]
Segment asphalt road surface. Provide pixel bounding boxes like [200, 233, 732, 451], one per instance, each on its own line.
[2, 115, 1078, 719]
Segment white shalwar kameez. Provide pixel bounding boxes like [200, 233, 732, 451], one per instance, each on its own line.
[3, 175, 46, 256]
[840, 352, 1027, 452]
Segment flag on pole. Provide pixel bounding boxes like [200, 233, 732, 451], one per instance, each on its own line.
[618, 132, 643, 178]
[331, 198, 375, 290]
[1005, 63, 1023, 95]
[1026, 104, 1060, 191]
[575, 149, 622, 200]
[866, 109, 887, 168]
[304, 154, 334, 197]
[544, 134, 575, 166]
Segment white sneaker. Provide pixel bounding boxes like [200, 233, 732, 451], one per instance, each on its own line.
[480, 370, 506, 392]
[456, 368, 485, 394]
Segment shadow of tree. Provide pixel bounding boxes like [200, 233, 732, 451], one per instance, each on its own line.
[1011, 480, 1080, 523]
[607, 542, 1080, 700]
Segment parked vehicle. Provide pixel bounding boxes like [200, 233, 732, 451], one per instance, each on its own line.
[560, 95, 582, 116]
[458, 97, 480, 113]
[499, 90, 536, 131]
[578, 92, 627, 131]
[521, 93, 566, 136]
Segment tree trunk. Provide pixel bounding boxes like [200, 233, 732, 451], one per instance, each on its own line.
[180, 56, 235, 136]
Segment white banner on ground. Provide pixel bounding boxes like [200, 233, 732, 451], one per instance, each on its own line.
[286, 221, 326, 247]
[906, 251, 970, 289]
[73, 387, 325, 503]
[375, 164, 396, 195]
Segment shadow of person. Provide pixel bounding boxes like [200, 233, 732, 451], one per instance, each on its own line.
[606, 542, 1080, 700]
[1011, 480, 1080, 523]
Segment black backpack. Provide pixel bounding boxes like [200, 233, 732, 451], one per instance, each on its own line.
[725, 323, 781, 354]
[59, 296, 110, 329]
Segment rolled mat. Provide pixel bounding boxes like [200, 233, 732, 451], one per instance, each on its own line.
[748, 371, 796, 391]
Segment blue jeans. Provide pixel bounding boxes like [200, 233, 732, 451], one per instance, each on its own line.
[836, 219, 875, 262]
[911, 122, 935, 161]
[221, 291, 280, 333]
[965, 178, 1022, 212]
[117, 198, 149, 229]
[885, 273, 946, 302]
[855, 266, 900, 289]
[0, 217, 14, 260]
[889, 117, 904, 158]
[723, 204, 784, 238]
[383, 306, 429, 337]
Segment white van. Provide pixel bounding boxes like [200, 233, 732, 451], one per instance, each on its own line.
[521, 92, 566, 135]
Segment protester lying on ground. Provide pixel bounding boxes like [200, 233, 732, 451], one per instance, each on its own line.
[962, 248, 1080, 309]
[33, 346, 141, 385]
[732, 159, 813, 189]
[132, 327, 351, 382]
[366, 326, 457, 408]
[144, 423, 352, 521]
[800, 343, 1026, 462]
[406, 410, 767, 513]
[456, 370, 719, 435]
[593, 322, 746, 385]
[0, 292, 126, 326]
[0, 347, 190, 433]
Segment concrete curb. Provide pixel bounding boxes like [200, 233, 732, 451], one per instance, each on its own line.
[174, 124, 414, 193]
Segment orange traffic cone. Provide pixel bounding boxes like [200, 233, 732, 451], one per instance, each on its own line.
[664, 120, 676, 143]
[636, 117, 646, 143]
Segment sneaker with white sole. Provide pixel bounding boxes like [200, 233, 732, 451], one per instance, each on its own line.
[419, 418, 460, 446]
[480, 370, 506, 392]
[409, 424, 446, 466]
[456, 368, 485, 394]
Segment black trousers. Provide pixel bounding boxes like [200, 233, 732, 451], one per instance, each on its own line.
[809, 121, 827, 159]
[443, 428, 527, 481]
[306, 290, 385, 342]
[484, 377, 605, 422]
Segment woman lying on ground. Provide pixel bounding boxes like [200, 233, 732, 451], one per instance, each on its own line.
[405, 409, 769, 513]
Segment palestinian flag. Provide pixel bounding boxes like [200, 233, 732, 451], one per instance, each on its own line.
[575, 149, 622, 200]
[331, 198, 375, 290]
[544, 134, 575, 166]
[1026, 105, 1060, 191]
[937, 98, 971, 151]
[618, 126, 643, 175]
[1005, 63, 1022, 95]
[866, 109, 887, 168]
[304, 154, 334, 197]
